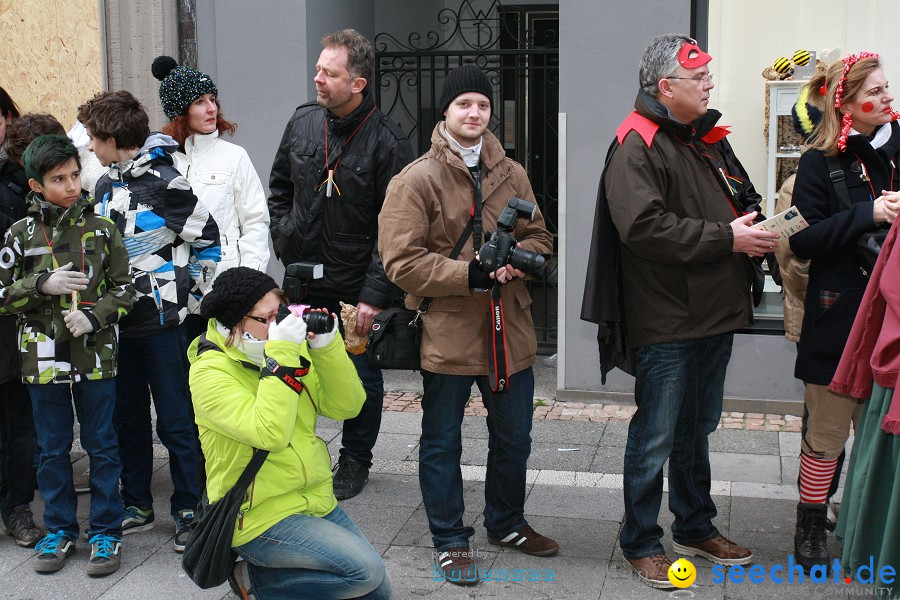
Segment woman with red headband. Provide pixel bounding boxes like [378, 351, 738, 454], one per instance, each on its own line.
[789, 52, 900, 574]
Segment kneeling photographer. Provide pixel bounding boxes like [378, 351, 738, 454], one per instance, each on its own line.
[187, 267, 390, 599]
[378, 64, 556, 586]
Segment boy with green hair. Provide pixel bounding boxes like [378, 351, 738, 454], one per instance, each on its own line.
[0, 134, 135, 576]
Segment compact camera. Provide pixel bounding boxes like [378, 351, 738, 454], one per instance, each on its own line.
[478, 197, 546, 278]
[275, 304, 334, 335]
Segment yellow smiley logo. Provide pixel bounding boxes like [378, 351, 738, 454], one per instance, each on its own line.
[668, 558, 697, 588]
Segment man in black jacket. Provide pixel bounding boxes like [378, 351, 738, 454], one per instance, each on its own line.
[268, 29, 413, 500]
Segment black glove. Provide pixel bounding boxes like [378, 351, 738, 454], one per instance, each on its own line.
[468, 259, 493, 290]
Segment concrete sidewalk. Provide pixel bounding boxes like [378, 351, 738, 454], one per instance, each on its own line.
[0, 388, 867, 599]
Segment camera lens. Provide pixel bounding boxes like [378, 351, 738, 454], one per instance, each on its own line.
[303, 311, 334, 334]
[508, 247, 545, 278]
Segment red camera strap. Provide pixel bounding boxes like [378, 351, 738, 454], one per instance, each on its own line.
[488, 282, 510, 393]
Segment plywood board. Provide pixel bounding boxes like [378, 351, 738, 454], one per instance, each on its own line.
[0, 0, 102, 128]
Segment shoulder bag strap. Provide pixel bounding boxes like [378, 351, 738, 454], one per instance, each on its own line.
[233, 449, 269, 490]
[826, 156, 852, 212]
[414, 179, 478, 315]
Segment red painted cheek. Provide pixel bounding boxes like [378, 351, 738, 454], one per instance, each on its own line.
[861, 101, 875, 113]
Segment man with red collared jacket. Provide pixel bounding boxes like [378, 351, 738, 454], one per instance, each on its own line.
[581, 34, 780, 589]
[268, 29, 413, 500]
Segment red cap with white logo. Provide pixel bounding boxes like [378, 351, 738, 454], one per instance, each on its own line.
[678, 39, 713, 68]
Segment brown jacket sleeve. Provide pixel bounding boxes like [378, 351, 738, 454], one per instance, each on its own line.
[379, 176, 470, 299]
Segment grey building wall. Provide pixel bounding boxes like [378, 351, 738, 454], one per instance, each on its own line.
[558, 0, 803, 409]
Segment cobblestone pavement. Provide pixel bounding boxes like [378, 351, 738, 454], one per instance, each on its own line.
[382, 391, 804, 432]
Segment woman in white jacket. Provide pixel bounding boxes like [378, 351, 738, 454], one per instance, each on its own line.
[152, 56, 270, 281]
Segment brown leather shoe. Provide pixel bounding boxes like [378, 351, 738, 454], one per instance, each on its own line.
[436, 547, 478, 586]
[674, 534, 753, 565]
[624, 554, 675, 589]
[488, 524, 559, 556]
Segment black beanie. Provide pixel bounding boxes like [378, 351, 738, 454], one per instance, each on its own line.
[199, 267, 279, 329]
[152, 55, 219, 119]
[439, 64, 493, 115]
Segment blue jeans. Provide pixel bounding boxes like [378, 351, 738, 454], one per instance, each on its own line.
[235, 506, 390, 600]
[304, 296, 383, 467]
[28, 379, 123, 538]
[419, 367, 534, 551]
[620, 333, 733, 558]
[115, 327, 200, 515]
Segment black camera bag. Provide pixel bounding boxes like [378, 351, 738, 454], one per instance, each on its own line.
[368, 213, 476, 371]
[368, 308, 422, 370]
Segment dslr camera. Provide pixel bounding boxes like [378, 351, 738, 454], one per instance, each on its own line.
[275, 304, 334, 335]
[279, 261, 333, 334]
[478, 197, 546, 278]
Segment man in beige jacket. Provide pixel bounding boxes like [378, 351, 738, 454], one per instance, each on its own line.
[379, 64, 556, 585]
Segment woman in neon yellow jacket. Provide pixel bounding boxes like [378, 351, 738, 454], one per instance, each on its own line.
[187, 266, 391, 600]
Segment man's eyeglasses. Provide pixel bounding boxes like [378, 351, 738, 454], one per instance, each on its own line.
[666, 74, 714, 83]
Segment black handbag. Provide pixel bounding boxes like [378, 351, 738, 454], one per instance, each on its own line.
[181, 449, 269, 589]
[368, 307, 423, 370]
[368, 214, 476, 370]
[855, 228, 889, 277]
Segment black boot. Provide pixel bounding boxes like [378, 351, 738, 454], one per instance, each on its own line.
[332, 457, 369, 501]
[795, 502, 831, 571]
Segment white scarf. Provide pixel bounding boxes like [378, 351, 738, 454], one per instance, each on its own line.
[852, 122, 893, 150]
[215, 320, 266, 366]
[441, 123, 483, 168]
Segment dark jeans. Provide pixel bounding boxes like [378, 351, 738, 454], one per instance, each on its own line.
[620, 333, 733, 558]
[115, 327, 200, 516]
[419, 367, 534, 551]
[28, 379, 123, 538]
[304, 296, 384, 467]
[0, 378, 36, 517]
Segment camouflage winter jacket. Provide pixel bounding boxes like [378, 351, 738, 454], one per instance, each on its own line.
[0, 191, 135, 383]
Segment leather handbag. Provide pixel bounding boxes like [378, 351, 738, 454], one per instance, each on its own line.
[181, 449, 268, 588]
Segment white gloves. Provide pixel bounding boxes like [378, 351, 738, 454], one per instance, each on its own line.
[308, 314, 338, 349]
[40, 262, 88, 296]
[62, 310, 94, 337]
[268, 312, 308, 346]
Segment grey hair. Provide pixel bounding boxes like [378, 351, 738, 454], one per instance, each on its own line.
[639, 34, 694, 97]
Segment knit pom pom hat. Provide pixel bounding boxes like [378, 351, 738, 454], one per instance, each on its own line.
[791, 85, 824, 139]
[199, 267, 279, 329]
[439, 64, 493, 115]
[152, 55, 218, 119]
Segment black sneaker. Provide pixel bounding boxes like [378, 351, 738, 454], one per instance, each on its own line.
[86, 534, 121, 576]
[332, 457, 369, 501]
[121, 505, 154, 534]
[34, 531, 76, 573]
[173, 509, 193, 553]
[4, 505, 44, 548]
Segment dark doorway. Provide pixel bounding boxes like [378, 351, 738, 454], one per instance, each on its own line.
[374, 0, 560, 352]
